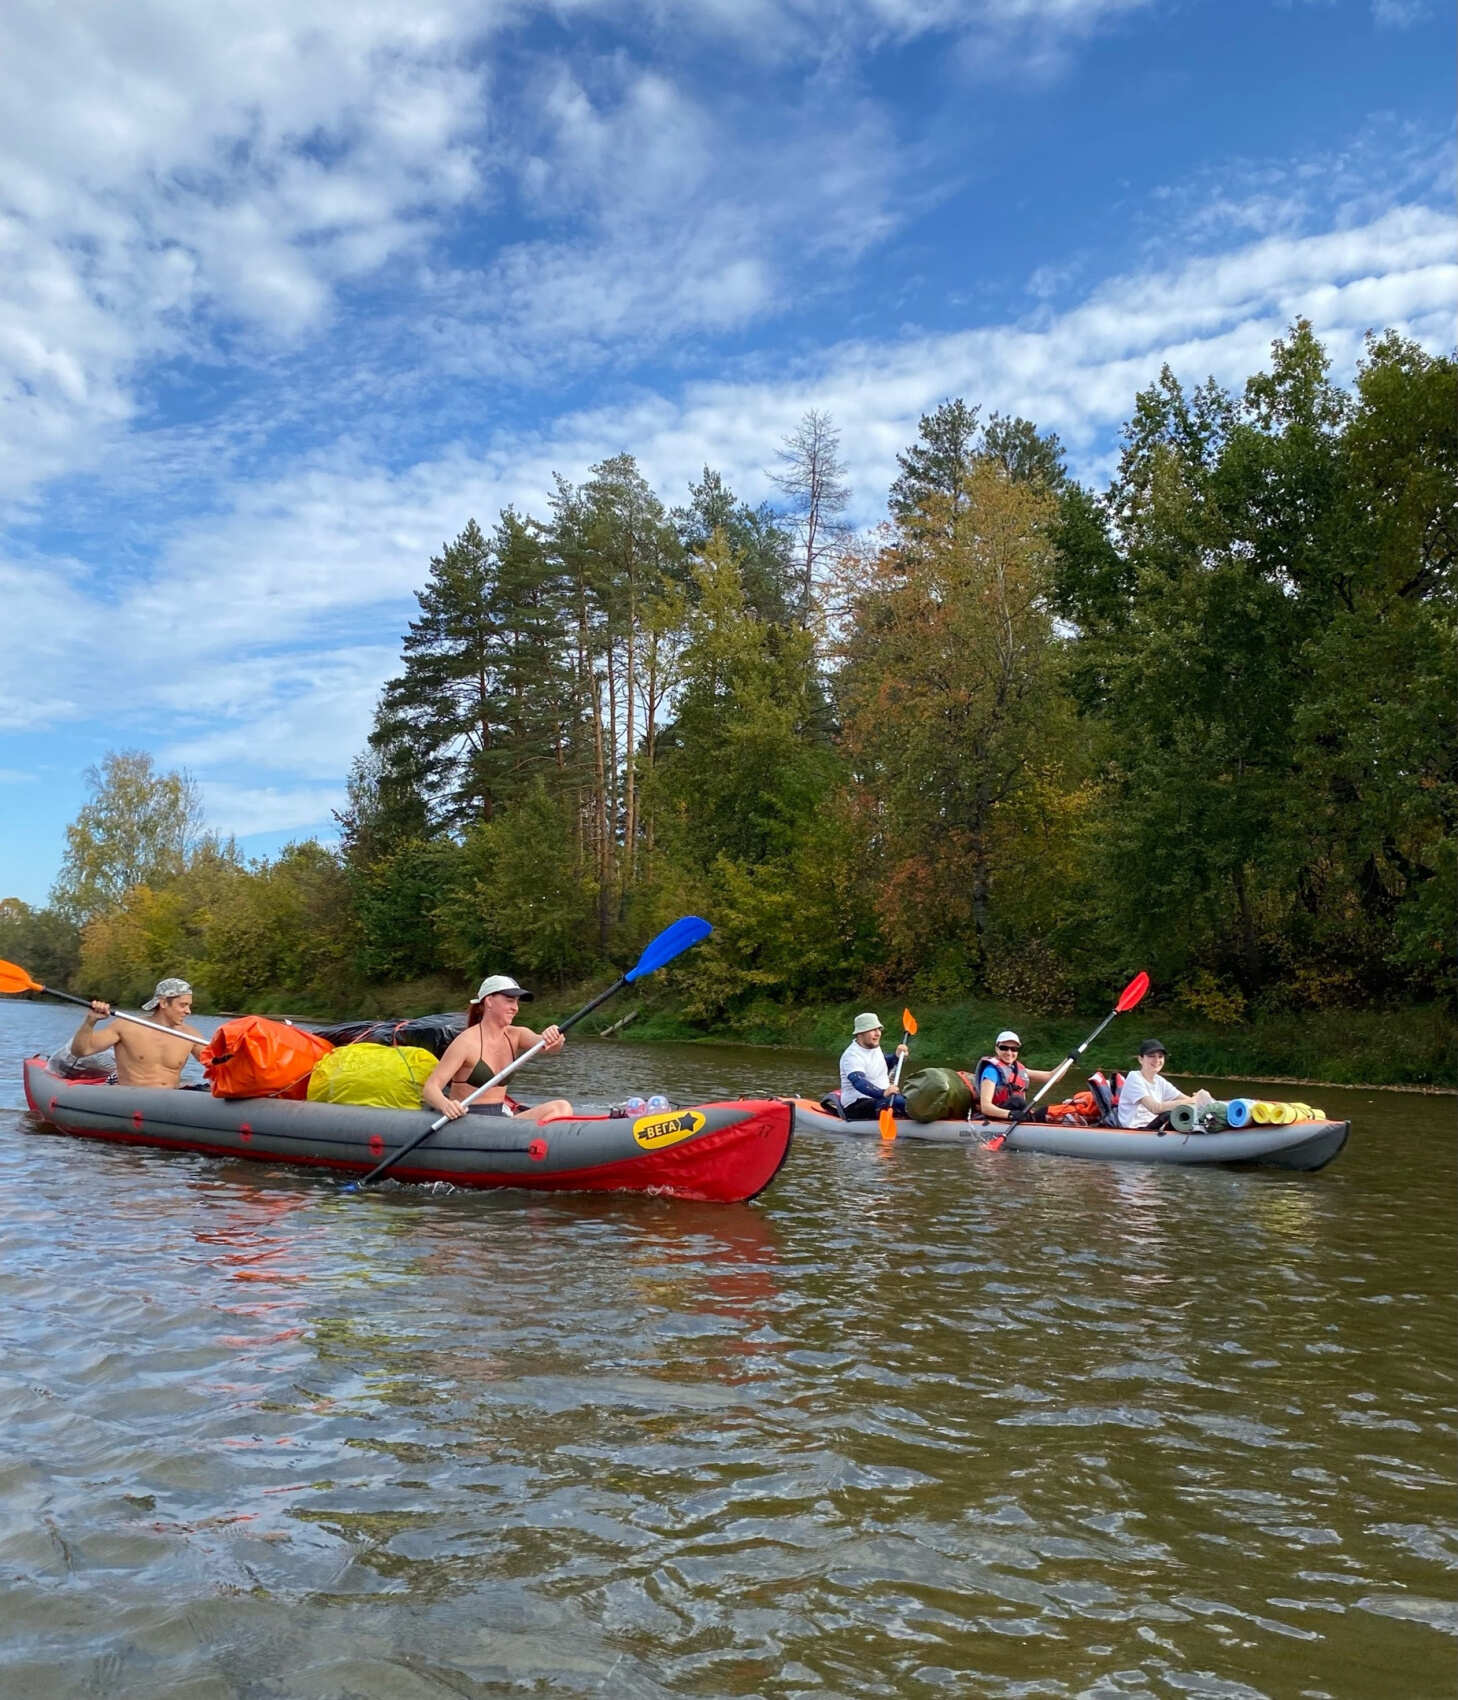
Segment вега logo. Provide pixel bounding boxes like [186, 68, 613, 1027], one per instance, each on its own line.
[631, 1108, 707, 1149]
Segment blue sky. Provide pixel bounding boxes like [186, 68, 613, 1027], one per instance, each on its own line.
[1, 0, 1453, 906]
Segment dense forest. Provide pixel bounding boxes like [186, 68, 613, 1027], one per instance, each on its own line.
[5, 322, 1454, 1061]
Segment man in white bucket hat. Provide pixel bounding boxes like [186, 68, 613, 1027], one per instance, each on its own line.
[837, 1011, 910, 1122]
[422, 973, 573, 1125]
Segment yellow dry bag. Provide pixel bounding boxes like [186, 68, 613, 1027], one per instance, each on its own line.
[306, 1043, 438, 1110]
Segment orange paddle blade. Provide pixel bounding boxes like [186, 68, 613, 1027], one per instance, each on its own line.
[902, 1007, 917, 1036]
[878, 1106, 898, 1143]
[0, 959, 44, 995]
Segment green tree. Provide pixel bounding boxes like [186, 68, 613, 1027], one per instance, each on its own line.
[983, 412, 1067, 491]
[52, 750, 203, 921]
[1073, 321, 1456, 1008]
[434, 784, 600, 987]
[890, 398, 980, 524]
[674, 467, 798, 625]
[837, 462, 1074, 983]
[653, 532, 840, 872]
[200, 842, 357, 1009]
[373, 518, 572, 833]
[0, 899, 82, 988]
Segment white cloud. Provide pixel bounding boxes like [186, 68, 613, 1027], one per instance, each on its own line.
[0, 0, 1156, 504]
[8, 192, 1450, 806]
[200, 781, 350, 843]
[1371, 0, 1428, 26]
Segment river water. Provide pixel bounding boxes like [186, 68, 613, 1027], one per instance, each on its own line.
[1, 1001, 1453, 1700]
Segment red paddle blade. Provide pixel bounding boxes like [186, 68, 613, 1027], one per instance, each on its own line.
[0, 959, 44, 995]
[878, 1107, 898, 1143]
[902, 1007, 917, 1037]
[1116, 971, 1150, 1013]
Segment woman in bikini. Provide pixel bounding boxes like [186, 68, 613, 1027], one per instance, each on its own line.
[421, 975, 573, 1125]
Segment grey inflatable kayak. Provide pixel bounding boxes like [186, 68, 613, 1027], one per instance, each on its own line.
[789, 1100, 1348, 1171]
[22, 1056, 793, 1202]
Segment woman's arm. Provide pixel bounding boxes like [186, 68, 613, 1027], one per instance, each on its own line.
[422, 1033, 472, 1119]
[513, 1023, 565, 1056]
[1135, 1080, 1208, 1114]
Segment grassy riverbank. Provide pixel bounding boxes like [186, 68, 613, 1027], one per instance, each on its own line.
[237, 978, 1455, 1091]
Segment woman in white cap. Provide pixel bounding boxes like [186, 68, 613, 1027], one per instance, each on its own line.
[422, 975, 573, 1125]
[838, 1012, 910, 1121]
[974, 1030, 1059, 1122]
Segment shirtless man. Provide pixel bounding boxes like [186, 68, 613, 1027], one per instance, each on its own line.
[422, 975, 573, 1125]
[70, 977, 208, 1089]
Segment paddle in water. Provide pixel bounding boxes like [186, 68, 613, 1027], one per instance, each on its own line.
[986, 971, 1150, 1151]
[344, 915, 714, 1191]
[0, 959, 191, 1044]
[879, 1007, 917, 1143]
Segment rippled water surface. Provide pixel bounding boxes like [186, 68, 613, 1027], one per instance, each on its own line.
[2, 1003, 1454, 1699]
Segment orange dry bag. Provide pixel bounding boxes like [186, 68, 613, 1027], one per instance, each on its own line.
[201, 1016, 333, 1100]
[1044, 1089, 1099, 1125]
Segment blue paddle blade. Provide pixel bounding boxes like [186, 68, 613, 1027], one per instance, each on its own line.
[625, 915, 712, 982]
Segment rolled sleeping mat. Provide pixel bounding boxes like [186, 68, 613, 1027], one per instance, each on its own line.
[1168, 1102, 1199, 1133]
[1204, 1100, 1231, 1131]
[1226, 1098, 1254, 1128]
[1251, 1100, 1276, 1124]
[1275, 1101, 1298, 1124]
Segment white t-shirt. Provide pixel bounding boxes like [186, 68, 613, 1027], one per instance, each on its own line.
[839, 1038, 891, 1107]
[1117, 1069, 1182, 1129]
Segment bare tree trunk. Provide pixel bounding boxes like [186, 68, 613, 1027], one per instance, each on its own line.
[591, 668, 610, 952]
[624, 598, 637, 888]
[772, 408, 851, 632]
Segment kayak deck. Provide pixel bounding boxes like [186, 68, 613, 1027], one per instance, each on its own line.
[22, 1057, 793, 1203]
[789, 1100, 1349, 1171]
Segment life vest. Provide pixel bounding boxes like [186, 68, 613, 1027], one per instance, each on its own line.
[1086, 1070, 1126, 1126]
[977, 1054, 1029, 1111]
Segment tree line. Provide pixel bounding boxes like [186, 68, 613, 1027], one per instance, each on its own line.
[5, 321, 1453, 1033]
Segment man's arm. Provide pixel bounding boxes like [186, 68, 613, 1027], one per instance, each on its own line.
[71, 1001, 120, 1057]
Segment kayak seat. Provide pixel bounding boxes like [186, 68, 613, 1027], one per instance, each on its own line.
[1086, 1070, 1126, 1127]
[819, 1092, 848, 1121]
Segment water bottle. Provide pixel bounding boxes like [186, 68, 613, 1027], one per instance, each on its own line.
[646, 1093, 670, 1111]
[623, 1095, 647, 1115]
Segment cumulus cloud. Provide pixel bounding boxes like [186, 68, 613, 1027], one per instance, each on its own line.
[0, 0, 1157, 504]
[10, 190, 1451, 842]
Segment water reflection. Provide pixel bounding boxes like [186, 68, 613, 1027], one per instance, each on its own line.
[0, 1001, 1454, 1698]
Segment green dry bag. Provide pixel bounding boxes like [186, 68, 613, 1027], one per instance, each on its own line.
[902, 1067, 974, 1124]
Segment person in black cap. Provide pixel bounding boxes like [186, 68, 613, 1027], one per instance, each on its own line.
[1116, 1039, 1211, 1130]
[422, 974, 572, 1125]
